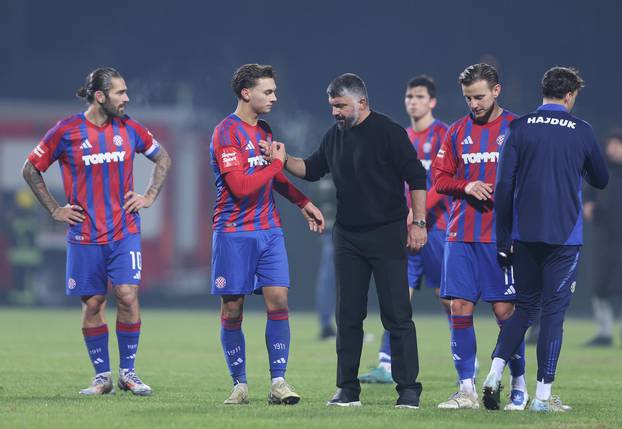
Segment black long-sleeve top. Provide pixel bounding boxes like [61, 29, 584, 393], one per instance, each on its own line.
[304, 111, 426, 228]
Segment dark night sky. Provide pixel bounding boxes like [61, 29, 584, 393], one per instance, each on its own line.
[2, 0, 621, 139]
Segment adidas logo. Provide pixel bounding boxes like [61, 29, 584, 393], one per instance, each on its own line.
[504, 285, 516, 295]
[126, 354, 136, 360]
[272, 358, 287, 365]
[232, 357, 244, 366]
[452, 353, 461, 361]
[133, 271, 141, 280]
[461, 136, 475, 145]
[93, 358, 104, 365]
[244, 141, 254, 151]
[80, 139, 93, 150]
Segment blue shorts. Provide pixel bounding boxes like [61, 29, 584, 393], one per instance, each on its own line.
[440, 241, 516, 303]
[408, 228, 444, 289]
[66, 233, 141, 296]
[211, 228, 290, 295]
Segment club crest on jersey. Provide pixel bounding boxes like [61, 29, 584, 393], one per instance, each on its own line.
[496, 135, 505, 146]
[248, 155, 268, 167]
[82, 151, 126, 166]
[215, 276, 227, 289]
[423, 142, 432, 153]
[68, 278, 76, 290]
[113, 135, 124, 147]
[221, 151, 240, 168]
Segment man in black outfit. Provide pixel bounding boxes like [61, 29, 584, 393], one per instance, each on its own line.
[262, 73, 427, 408]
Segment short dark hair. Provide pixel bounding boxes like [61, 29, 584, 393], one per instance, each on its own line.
[458, 63, 499, 88]
[326, 73, 368, 100]
[231, 64, 275, 99]
[76, 67, 123, 103]
[407, 75, 436, 98]
[541, 66, 585, 99]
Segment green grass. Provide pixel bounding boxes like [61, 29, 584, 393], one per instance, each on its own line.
[0, 308, 620, 429]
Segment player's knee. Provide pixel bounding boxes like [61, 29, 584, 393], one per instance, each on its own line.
[221, 298, 244, 319]
[450, 299, 473, 315]
[82, 296, 106, 316]
[115, 288, 138, 309]
[493, 302, 515, 320]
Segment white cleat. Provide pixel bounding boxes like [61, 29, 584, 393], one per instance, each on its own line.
[529, 396, 572, 412]
[504, 389, 529, 411]
[79, 371, 114, 395]
[438, 391, 480, 409]
[224, 383, 249, 405]
[118, 369, 152, 396]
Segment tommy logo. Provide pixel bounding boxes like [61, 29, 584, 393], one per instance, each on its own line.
[33, 143, 45, 158]
[461, 136, 475, 145]
[80, 139, 93, 150]
[461, 151, 499, 164]
[113, 135, 124, 147]
[244, 141, 255, 151]
[82, 151, 126, 166]
[248, 155, 268, 167]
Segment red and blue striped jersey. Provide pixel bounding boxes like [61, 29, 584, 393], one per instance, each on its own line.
[210, 114, 283, 232]
[27, 113, 161, 244]
[433, 110, 516, 243]
[406, 119, 450, 231]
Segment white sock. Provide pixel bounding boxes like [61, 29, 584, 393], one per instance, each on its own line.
[535, 380, 552, 400]
[511, 375, 526, 391]
[459, 378, 475, 394]
[491, 357, 506, 375]
[271, 377, 285, 385]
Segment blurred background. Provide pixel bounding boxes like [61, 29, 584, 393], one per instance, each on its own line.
[1, 0, 620, 339]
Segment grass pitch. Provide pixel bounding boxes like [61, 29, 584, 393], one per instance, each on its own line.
[0, 308, 620, 429]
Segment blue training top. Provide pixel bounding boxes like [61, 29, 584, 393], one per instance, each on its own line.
[495, 103, 609, 250]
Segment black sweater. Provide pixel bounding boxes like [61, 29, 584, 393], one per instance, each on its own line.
[304, 111, 426, 228]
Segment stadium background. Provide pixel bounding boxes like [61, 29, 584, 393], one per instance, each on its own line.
[0, 0, 620, 315]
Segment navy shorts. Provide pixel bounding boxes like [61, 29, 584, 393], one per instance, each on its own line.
[408, 228, 444, 289]
[211, 228, 290, 295]
[440, 241, 516, 303]
[66, 233, 141, 296]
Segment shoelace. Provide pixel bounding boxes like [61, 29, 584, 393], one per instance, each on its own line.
[122, 371, 144, 385]
[92, 374, 110, 386]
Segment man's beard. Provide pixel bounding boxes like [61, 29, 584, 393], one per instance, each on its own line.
[100, 98, 124, 119]
[335, 112, 358, 130]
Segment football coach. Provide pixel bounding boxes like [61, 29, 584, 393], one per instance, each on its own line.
[263, 73, 427, 409]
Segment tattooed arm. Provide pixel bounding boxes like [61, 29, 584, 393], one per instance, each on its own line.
[123, 144, 172, 213]
[22, 160, 85, 225]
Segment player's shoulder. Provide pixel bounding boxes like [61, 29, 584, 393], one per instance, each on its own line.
[447, 115, 470, 134]
[214, 114, 241, 133]
[434, 119, 450, 132]
[43, 114, 82, 141]
[257, 119, 272, 135]
[121, 115, 149, 133]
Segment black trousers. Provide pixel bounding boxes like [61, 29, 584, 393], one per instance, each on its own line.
[333, 220, 421, 394]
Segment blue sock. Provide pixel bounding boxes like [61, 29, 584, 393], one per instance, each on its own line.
[221, 314, 246, 385]
[116, 320, 140, 370]
[266, 309, 290, 379]
[497, 318, 526, 377]
[83, 325, 111, 374]
[378, 330, 391, 365]
[450, 315, 476, 380]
